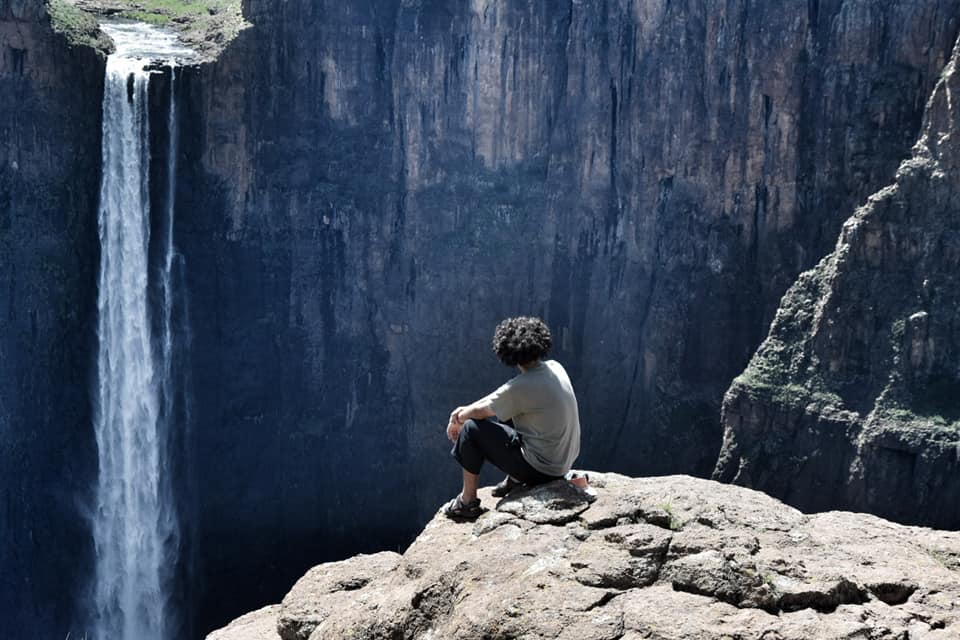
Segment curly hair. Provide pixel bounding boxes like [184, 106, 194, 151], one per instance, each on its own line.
[492, 316, 553, 367]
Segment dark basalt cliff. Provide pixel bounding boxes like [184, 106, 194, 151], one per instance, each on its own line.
[0, 0, 104, 635]
[715, 35, 960, 531]
[174, 1, 960, 630]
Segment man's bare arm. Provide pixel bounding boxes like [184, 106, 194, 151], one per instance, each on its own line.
[446, 397, 496, 443]
[451, 398, 495, 425]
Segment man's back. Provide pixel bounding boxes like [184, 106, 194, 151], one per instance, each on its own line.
[488, 359, 581, 477]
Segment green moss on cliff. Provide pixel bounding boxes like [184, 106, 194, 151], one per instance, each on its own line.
[51, 0, 246, 58]
[102, 0, 240, 29]
[47, 0, 113, 52]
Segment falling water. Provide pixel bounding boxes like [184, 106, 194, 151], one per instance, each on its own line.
[92, 22, 192, 640]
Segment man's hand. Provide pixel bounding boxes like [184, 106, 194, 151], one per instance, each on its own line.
[446, 400, 494, 443]
[446, 419, 463, 443]
[449, 406, 467, 425]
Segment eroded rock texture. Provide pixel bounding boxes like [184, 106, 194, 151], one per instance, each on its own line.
[0, 0, 103, 635]
[173, 2, 960, 630]
[208, 474, 960, 640]
[715, 36, 960, 530]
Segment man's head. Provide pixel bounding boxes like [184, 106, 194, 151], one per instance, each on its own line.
[492, 316, 553, 367]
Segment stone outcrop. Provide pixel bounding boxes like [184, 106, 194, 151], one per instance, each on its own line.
[714, 35, 960, 530]
[172, 3, 960, 630]
[0, 0, 104, 636]
[208, 474, 960, 640]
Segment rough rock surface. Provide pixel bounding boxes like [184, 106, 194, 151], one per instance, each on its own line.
[0, 0, 104, 636]
[714, 35, 960, 530]
[174, 2, 960, 630]
[208, 605, 281, 640]
[276, 551, 402, 640]
[208, 474, 960, 640]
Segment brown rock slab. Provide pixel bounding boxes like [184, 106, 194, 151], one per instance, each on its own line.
[207, 605, 281, 640]
[210, 474, 960, 640]
[496, 479, 594, 525]
[276, 551, 401, 640]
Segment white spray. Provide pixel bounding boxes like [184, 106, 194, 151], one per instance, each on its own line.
[92, 22, 192, 640]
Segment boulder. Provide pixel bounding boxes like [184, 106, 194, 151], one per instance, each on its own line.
[208, 474, 960, 639]
[207, 605, 281, 640]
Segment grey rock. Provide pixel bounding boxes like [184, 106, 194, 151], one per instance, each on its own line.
[209, 474, 960, 640]
[208, 605, 281, 640]
[570, 523, 670, 589]
[663, 549, 780, 612]
[496, 479, 594, 525]
[277, 551, 401, 640]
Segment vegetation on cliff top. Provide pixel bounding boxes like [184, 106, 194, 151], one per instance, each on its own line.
[49, 0, 246, 58]
[47, 0, 114, 51]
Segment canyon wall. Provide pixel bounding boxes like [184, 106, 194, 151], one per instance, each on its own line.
[177, 0, 960, 632]
[3, 0, 960, 637]
[715, 35, 960, 530]
[0, 0, 103, 635]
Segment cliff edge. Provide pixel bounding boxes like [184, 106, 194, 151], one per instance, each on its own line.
[207, 474, 960, 640]
[714, 34, 960, 529]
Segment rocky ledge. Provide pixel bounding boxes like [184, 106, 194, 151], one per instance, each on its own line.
[208, 474, 960, 640]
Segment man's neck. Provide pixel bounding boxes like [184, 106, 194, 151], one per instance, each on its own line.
[518, 359, 542, 373]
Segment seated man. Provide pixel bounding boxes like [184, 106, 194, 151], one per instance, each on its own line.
[443, 316, 581, 520]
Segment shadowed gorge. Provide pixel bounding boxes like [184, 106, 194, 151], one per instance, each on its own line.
[2, 0, 960, 638]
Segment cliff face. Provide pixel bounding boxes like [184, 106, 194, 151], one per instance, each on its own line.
[208, 475, 960, 640]
[0, 0, 104, 635]
[715, 36, 960, 530]
[174, 1, 960, 631]
[5, 0, 960, 636]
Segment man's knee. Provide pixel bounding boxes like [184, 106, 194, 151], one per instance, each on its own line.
[459, 418, 480, 441]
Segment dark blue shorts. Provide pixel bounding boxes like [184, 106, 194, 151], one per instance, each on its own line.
[451, 418, 560, 485]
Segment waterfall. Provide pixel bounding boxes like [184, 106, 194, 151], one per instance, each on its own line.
[92, 23, 192, 640]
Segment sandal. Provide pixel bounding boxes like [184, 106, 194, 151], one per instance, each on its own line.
[442, 495, 484, 521]
[491, 475, 523, 498]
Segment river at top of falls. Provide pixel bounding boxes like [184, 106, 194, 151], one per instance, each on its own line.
[91, 20, 193, 640]
[101, 20, 196, 63]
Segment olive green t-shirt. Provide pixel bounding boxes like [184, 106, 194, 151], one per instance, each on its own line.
[486, 359, 581, 476]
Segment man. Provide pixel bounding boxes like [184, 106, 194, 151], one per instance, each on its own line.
[443, 316, 581, 521]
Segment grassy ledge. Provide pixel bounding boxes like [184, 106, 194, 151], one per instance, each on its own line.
[47, 0, 114, 52]
[56, 0, 248, 59]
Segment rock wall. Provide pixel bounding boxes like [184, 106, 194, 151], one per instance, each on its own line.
[172, 0, 960, 634]
[173, 1, 960, 632]
[715, 35, 960, 530]
[0, 0, 104, 636]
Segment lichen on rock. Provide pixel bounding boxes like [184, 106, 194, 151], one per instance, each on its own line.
[207, 474, 960, 640]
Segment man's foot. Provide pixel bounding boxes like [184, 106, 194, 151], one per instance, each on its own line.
[491, 475, 523, 498]
[442, 495, 484, 521]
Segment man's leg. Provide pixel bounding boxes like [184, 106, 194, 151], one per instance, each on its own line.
[461, 468, 480, 503]
[451, 418, 559, 491]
